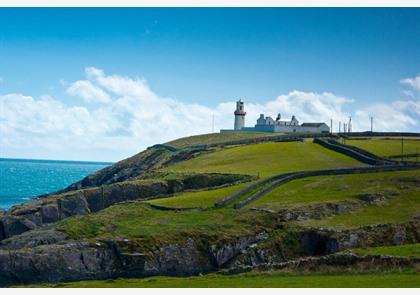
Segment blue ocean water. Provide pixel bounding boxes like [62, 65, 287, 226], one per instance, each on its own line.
[0, 158, 111, 210]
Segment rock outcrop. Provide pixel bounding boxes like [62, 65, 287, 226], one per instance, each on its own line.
[0, 232, 268, 286]
[63, 146, 212, 192]
[299, 220, 420, 253]
[252, 201, 364, 221]
[0, 228, 66, 250]
[221, 252, 420, 275]
[0, 219, 419, 286]
[0, 173, 254, 242]
[0, 242, 119, 286]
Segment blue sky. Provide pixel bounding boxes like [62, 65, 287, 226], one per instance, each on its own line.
[0, 8, 419, 161]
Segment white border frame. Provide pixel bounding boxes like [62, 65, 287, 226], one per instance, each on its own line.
[0, 1, 420, 7]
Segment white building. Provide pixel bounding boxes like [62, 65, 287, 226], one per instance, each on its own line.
[222, 100, 330, 134]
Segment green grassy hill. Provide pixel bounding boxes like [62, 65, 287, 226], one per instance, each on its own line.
[247, 170, 420, 229]
[57, 140, 369, 247]
[148, 140, 365, 208]
[58, 169, 419, 243]
[306, 186, 419, 229]
[57, 202, 263, 244]
[56, 139, 418, 249]
[55, 137, 418, 247]
[346, 138, 420, 161]
[250, 170, 419, 209]
[162, 141, 364, 177]
[166, 132, 279, 148]
[4, 133, 420, 288]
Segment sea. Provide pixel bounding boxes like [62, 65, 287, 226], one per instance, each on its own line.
[0, 158, 112, 210]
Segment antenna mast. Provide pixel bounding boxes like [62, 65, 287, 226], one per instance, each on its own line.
[330, 119, 333, 134]
[370, 116, 373, 133]
[348, 116, 352, 133]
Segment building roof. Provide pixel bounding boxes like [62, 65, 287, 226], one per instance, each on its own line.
[301, 123, 327, 127]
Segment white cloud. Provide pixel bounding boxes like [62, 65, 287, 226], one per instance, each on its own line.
[253, 90, 352, 124]
[400, 74, 420, 92]
[1, 67, 419, 162]
[85, 67, 156, 101]
[243, 91, 418, 134]
[353, 100, 419, 133]
[67, 80, 111, 103]
[402, 90, 414, 98]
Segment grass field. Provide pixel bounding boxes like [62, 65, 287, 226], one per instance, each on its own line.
[147, 181, 253, 208]
[166, 132, 279, 148]
[304, 173, 419, 229]
[59, 169, 420, 244]
[304, 191, 419, 229]
[249, 170, 420, 211]
[346, 138, 420, 161]
[32, 271, 420, 288]
[56, 202, 268, 244]
[353, 243, 420, 257]
[162, 141, 364, 178]
[38, 136, 420, 288]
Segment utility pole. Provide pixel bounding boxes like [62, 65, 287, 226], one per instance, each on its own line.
[370, 116, 373, 133]
[339, 121, 341, 133]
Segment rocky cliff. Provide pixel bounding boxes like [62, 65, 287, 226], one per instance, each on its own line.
[0, 219, 419, 286]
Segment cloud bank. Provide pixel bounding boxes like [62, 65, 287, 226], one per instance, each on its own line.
[1, 68, 419, 161]
[401, 74, 420, 99]
[401, 75, 420, 92]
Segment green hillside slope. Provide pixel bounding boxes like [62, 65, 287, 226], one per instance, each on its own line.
[4, 134, 420, 288]
[250, 170, 419, 211]
[306, 187, 419, 229]
[56, 202, 269, 249]
[347, 138, 420, 161]
[162, 141, 365, 177]
[166, 132, 279, 148]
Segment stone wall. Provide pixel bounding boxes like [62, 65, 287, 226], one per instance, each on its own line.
[339, 132, 420, 138]
[233, 165, 420, 209]
[314, 137, 394, 165]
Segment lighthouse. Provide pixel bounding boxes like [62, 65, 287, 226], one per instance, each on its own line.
[220, 98, 329, 134]
[234, 99, 246, 130]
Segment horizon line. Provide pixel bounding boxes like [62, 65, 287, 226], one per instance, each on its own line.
[0, 157, 114, 165]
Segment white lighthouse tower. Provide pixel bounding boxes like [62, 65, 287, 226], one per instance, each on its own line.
[234, 99, 246, 130]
